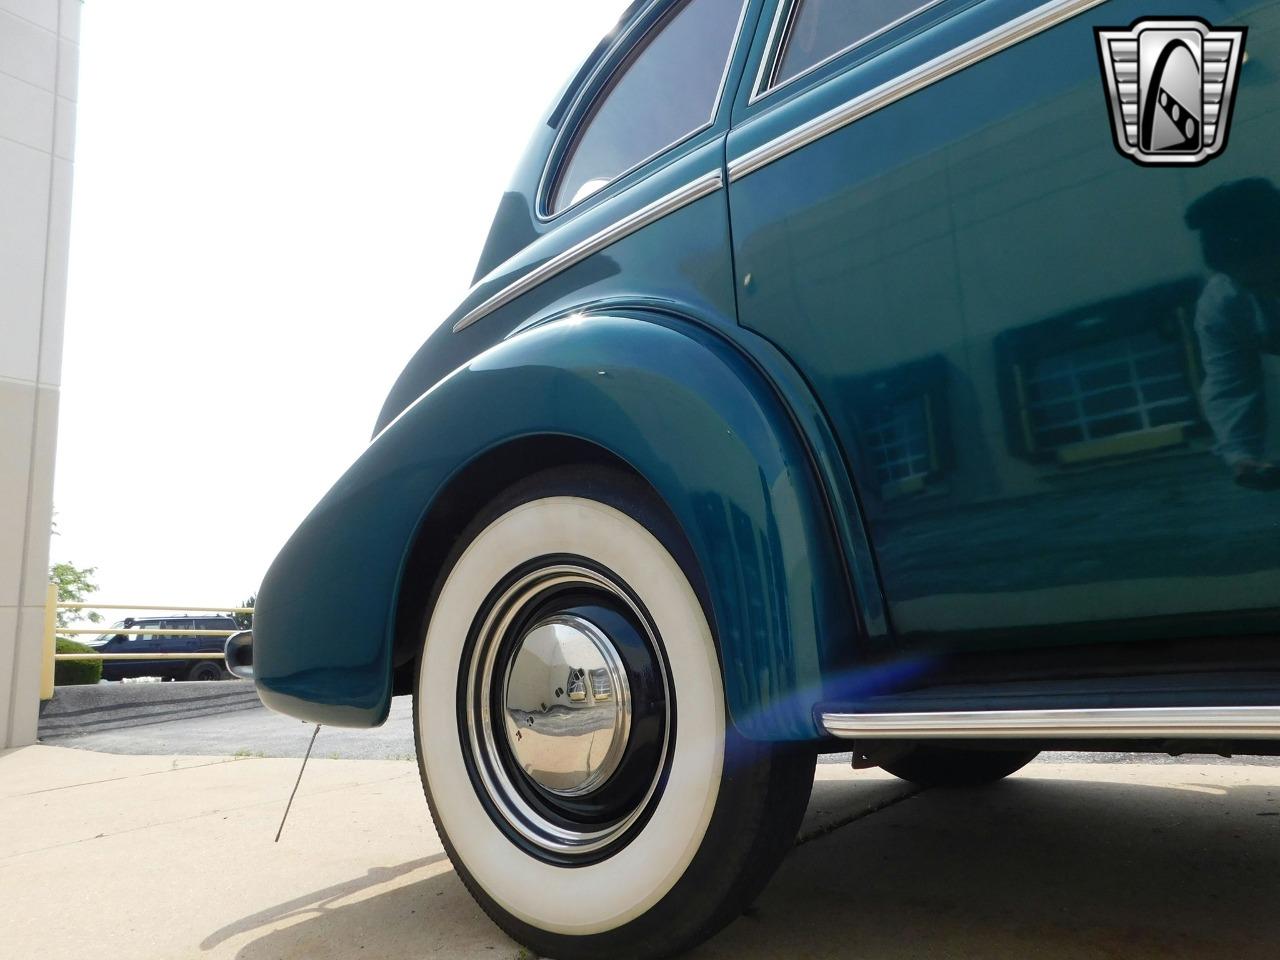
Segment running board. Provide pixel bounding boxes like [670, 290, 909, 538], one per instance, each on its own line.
[819, 706, 1280, 740]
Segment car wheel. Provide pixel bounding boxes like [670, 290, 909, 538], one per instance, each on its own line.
[186, 661, 223, 682]
[878, 744, 1039, 788]
[414, 466, 816, 960]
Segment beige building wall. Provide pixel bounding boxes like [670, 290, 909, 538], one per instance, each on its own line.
[1, 0, 79, 748]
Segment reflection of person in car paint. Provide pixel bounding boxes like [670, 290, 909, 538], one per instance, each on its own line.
[1186, 179, 1280, 489]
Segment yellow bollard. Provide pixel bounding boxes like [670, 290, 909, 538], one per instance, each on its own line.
[40, 582, 57, 700]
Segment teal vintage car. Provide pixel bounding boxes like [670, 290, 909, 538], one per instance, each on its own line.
[245, 0, 1279, 956]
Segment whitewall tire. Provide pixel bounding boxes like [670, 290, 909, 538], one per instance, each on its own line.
[413, 467, 815, 960]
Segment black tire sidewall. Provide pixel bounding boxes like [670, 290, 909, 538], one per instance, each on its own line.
[187, 662, 222, 682]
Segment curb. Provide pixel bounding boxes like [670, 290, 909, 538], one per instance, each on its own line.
[38, 681, 262, 739]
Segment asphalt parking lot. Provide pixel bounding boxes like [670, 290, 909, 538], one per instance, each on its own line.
[37, 685, 1280, 767]
[2, 745, 1279, 959]
[41, 684, 420, 761]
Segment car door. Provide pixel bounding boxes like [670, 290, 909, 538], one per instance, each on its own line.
[106, 621, 163, 678]
[158, 618, 197, 676]
[727, 0, 1280, 670]
[190, 617, 230, 657]
[99, 626, 136, 680]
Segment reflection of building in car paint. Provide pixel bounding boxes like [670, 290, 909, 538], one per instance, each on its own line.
[845, 281, 1209, 505]
[827, 267, 1280, 634]
[996, 279, 1204, 466]
[732, 0, 1280, 648]
[864, 397, 934, 493]
[848, 356, 951, 501]
[1022, 332, 1198, 453]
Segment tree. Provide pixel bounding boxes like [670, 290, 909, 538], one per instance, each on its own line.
[235, 594, 256, 629]
[49, 509, 103, 631]
[49, 561, 103, 630]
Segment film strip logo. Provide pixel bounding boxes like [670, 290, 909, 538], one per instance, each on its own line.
[1096, 18, 1246, 166]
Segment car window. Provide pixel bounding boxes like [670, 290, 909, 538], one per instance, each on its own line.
[770, 0, 942, 90]
[134, 623, 161, 642]
[550, 0, 745, 214]
[97, 621, 126, 643]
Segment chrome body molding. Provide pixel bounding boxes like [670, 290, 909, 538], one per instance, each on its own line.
[728, 0, 1110, 182]
[452, 170, 725, 334]
[821, 706, 1280, 739]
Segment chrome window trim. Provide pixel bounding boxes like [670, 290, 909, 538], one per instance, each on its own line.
[544, 121, 717, 220]
[536, 6, 667, 223]
[453, 170, 725, 333]
[729, 0, 1109, 182]
[821, 705, 1280, 739]
[750, 0, 949, 105]
[538, 0, 751, 222]
[747, 0, 800, 105]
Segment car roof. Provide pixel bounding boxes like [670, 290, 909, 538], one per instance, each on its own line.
[134, 615, 234, 622]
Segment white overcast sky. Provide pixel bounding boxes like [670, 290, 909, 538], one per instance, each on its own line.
[53, 1, 627, 613]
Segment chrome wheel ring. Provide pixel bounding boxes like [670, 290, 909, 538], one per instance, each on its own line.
[463, 561, 672, 860]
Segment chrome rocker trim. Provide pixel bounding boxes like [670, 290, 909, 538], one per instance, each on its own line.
[453, 170, 724, 333]
[820, 706, 1280, 740]
[728, 0, 1109, 182]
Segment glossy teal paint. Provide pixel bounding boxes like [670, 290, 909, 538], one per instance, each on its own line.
[376, 0, 770, 431]
[471, 0, 751, 282]
[258, 0, 1280, 736]
[724, 324, 890, 640]
[254, 314, 852, 737]
[728, 0, 1280, 657]
[377, 145, 740, 439]
[253, 0, 872, 738]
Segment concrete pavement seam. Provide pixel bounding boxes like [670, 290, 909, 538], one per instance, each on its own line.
[796, 786, 925, 846]
[0, 768, 422, 863]
[6, 755, 249, 798]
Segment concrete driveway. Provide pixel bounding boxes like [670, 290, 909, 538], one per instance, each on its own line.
[2, 745, 1278, 959]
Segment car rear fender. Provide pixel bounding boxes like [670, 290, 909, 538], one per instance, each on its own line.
[252, 313, 855, 739]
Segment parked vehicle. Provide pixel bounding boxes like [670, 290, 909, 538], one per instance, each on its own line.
[91, 617, 237, 682]
[250, 1, 1279, 957]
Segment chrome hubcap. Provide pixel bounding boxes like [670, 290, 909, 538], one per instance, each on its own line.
[502, 614, 632, 796]
[462, 562, 671, 861]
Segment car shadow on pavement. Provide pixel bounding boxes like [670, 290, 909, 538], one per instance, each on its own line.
[705, 774, 1280, 960]
[217, 773, 1280, 960]
[200, 854, 459, 955]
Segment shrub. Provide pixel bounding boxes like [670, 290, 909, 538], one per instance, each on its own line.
[55, 638, 102, 686]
